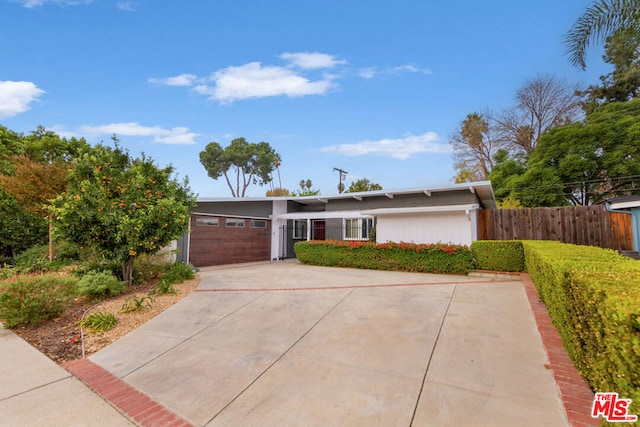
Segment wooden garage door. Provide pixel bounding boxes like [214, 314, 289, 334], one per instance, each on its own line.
[189, 215, 271, 267]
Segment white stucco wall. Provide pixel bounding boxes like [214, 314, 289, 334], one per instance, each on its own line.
[271, 200, 289, 260]
[375, 210, 477, 246]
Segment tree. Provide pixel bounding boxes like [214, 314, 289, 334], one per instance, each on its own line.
[199, 138, 280, 197]
[0, 156, 69, 260]
[52, 143, 196, 284]
[0, 126, 90, 259]
[0, 189, 47, 259]
[450, 112, 499, 182]
[579, 27, 640, 113]
[292, 179, 320, 196]
[345, 178, 382, 193]
[495, 75, 583, 153]
[266, 187, 290, 196]
[513, 99, 640, 206]
[565, 0, 640, 70]
[487, 149, 528, 205]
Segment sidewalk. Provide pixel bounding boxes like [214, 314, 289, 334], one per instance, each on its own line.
[0, 325, 133, 427]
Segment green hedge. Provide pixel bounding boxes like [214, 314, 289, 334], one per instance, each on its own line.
[471, 240, 525, 272]
[522, 240, 640, 416]
[294, 240, 475, 275]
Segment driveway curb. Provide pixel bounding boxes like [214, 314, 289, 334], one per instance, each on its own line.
[63, 359, 193, 427]
[521, 273, 599, 427]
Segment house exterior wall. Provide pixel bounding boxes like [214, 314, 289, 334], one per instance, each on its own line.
[193, 200, 273, 217]
[375, 211, 475, 246]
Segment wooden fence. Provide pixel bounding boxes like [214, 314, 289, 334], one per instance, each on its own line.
[477, 206, 633, 251]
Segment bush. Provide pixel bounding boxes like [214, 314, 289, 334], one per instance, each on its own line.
[151, 262, 196, 295]
[471, 240, 525, 272]
[77, 270, 126, 301]
[0, 274, 78, 328]
[522, 240, 640, 415]
[77, 311, 117, 333]
[294, 240, 475, 275]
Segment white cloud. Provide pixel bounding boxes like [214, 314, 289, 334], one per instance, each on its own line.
[0, 81, 45, 119]
[357, 64, 431, 79]
[195, 62, 335, 103]
[78, 122, 199, 144]
[321, 132, 450, 160]
[148, 73, 197, 87]
[280, 52, 346, 69]
[116, 1, 134, 11]
[13, 0, 92, 7]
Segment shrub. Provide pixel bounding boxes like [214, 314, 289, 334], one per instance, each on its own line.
[471, 240, 525, 272]
[150, 262, 196, 295]
[294, 240, 475, 275]
[522, 240, 640, 415]
[77, 270, 126, 301]
[77, 311, 117, 333]
[0, 274, 78, 328]
[121, 295, 154, 313]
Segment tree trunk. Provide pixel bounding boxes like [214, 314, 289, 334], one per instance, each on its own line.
[48, 213, 53, 262]
[122, 256, 135, 286]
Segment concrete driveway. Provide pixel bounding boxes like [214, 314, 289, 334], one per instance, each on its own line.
[89, 261, 568, 426]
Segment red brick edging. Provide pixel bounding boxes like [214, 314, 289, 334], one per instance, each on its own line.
[63, 359, 193, 427]
[520, 273, 599, 427]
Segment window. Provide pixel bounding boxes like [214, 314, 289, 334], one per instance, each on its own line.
[293, 219, 307, 239]
[196, 217, 219, 226]
[226, 218, 245, 227]
[250, 220, 267, 228]
[345, 218, 374, 240]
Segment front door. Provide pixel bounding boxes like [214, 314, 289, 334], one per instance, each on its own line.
[312, 220, 326, 240]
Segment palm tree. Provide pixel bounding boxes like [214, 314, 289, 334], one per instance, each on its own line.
[565, 0, 640, 70]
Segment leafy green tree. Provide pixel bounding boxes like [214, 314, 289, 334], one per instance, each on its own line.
[487, 149, 528, 205]
[515, 99, 640, 205]
[565, 0, 640, 69]
[0, 189, 47, 259]
[580, 27, 640, 113]
[0, 126, 90, 259]
[199, 137, 281, 197]
[52, 143, 196, 284]
[345, 178, 382, 193]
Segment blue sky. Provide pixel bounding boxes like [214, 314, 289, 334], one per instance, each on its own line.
[1, 0, 612, 197]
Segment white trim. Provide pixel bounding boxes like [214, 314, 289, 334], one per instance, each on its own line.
[361, 203, 480, 216]
[271, 210, 375, 220]
[609, 201, 640, 210]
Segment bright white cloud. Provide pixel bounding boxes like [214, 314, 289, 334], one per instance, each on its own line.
[148, 73, 197, 87]
[195, 62, 335, 103]
[116, 1, 134, 11]
[321, 132, 450, 160]
[79, 122, 199, 144]
[0, 81, 45, 119]
[280, 52, 346, 69]
[13, 0, 92, 7]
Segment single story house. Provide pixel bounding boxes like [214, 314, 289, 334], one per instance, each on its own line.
[177, 181, 496, 267]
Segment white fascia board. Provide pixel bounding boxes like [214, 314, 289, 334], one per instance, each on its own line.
[271, 210, 375, 220]
[361, 204, 480, 216]
[609, 201, 640, 210]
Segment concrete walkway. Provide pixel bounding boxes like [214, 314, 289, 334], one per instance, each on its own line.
[2, 262, 574, 426]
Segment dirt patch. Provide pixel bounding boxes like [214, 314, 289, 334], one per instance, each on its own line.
[14, 277, 200, 364]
